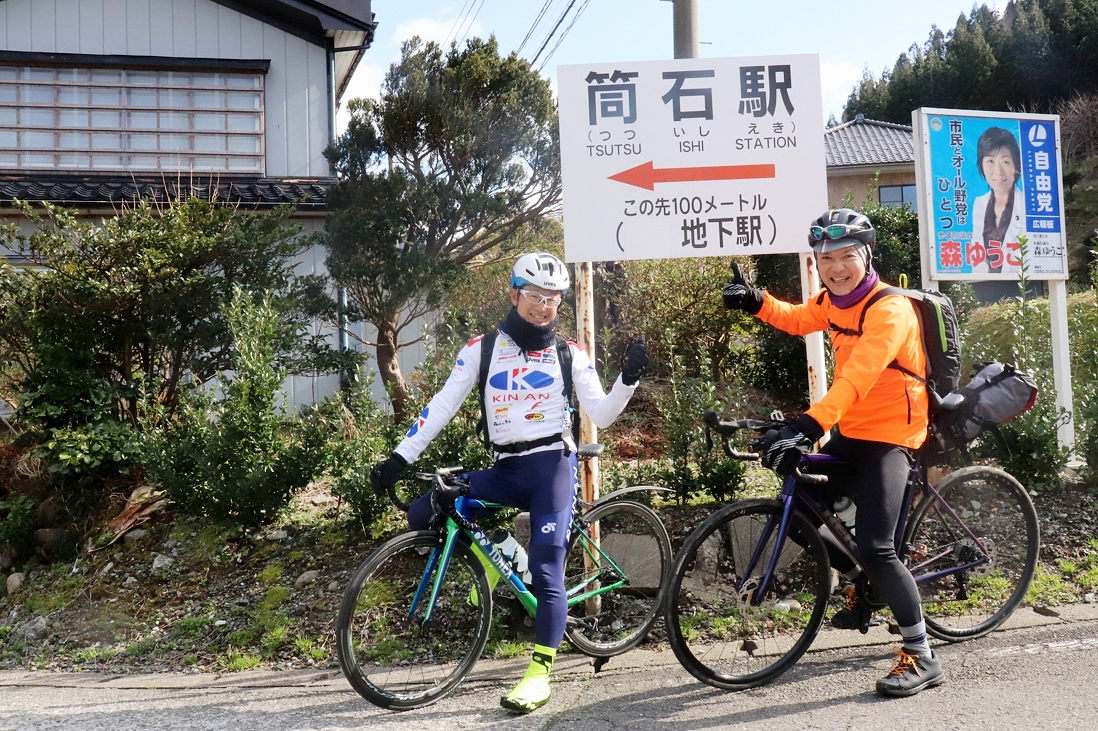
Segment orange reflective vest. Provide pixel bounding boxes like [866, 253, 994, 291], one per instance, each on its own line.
[756, 282, 929, 449]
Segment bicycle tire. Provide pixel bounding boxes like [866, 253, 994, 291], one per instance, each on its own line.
[663, 498, 832, 691]
[563, 499, 672, 657]
[335, 530, 492, 710]
[904, 465, 1039, 641]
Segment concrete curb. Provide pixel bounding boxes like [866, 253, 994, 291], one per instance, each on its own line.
[1, 603, 1096, 690]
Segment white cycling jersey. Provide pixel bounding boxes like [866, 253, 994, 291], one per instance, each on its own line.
[394, 329, 636, 464]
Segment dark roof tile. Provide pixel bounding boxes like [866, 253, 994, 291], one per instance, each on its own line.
[825, 115, 914, 168]
[0, 175, 334, 209]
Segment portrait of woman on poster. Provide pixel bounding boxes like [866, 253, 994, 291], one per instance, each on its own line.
[969, 126, 1025, 274]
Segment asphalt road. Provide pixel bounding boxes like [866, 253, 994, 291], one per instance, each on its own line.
[2, 605, 1096, 730]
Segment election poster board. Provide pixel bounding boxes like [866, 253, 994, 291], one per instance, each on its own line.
[557, 55, 827, 263]
[913, 108, 1067, 281]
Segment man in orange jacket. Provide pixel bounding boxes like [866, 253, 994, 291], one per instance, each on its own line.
[722, 207, 945, 698]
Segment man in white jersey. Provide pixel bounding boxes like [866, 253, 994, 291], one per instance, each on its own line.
[372, 252, 648, 713]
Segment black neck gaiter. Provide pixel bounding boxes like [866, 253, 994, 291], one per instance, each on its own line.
[501, 307, 558, 352]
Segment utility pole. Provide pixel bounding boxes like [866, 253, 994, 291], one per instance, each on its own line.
[670, 0, 828, 409]
[673, 0, 698, 59]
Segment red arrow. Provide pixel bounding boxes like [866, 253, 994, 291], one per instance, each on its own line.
[608, 160, 776, 191]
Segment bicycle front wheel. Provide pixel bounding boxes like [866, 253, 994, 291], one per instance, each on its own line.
[563, 499, 672, 657]
[905, 466, 1039, 641]
[664, 498, 831, 691]
[335, 531, 492, 710]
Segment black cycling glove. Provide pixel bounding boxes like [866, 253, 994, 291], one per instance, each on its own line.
[371, 453, 407, 496]
[621, 334, 649, 386]
[760, 414, 824, 477]
[721, 262, 764, 315]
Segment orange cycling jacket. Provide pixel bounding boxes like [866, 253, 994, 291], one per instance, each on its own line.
[756, 281, 929, 449]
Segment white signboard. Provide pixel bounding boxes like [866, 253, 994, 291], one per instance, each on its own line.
[558, 55, 827, 263]
[913, 108, 1068, 281]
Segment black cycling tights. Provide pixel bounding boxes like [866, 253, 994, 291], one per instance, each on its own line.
[820, 432, 923, 628]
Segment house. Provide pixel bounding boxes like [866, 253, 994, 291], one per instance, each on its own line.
[824, 113, 917, 211]
[0, 0, 419, 407]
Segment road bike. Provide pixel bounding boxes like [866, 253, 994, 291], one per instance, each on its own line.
[336, 444, 672, 710]
[663, 410, 1040, 691]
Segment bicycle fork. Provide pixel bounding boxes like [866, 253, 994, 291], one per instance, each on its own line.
[738, 495, 797, 605]
[409, 522, 538, 626]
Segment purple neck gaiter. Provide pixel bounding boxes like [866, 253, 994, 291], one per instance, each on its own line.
[828, 269, 880, 309]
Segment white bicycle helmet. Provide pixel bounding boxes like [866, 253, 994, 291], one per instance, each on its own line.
[510, 252, 570, 293]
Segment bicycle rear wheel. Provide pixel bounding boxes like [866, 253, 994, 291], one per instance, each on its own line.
[336, 530, 492, 710]
[663, 498, 831, 691]
[563, 499, 672, 657]
[905, 465, 1039, 641]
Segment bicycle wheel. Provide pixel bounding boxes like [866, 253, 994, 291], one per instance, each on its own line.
[905, 465, 1039, 641]
[664, 498, 831, 691]
[563, 499, 672, 657]
[336, 530, 492, 710]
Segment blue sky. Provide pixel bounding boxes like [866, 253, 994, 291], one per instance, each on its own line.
[341, 0, 1006, 131]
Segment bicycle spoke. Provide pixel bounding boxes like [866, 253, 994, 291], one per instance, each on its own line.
[665, 499, 831, 690]
[563, 500, 671, 657]
[336, 532, 491, 710]
[906, 466, 1039, 641]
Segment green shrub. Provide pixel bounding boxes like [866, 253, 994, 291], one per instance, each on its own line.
[962, 287, 1098, 489]
[145, 289, 323, 527]
[321, 372, 398, 530]
[636, 341, 746, 504]
[0, 493, 36, 557]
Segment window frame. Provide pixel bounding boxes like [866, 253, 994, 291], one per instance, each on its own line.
[0, 52, 268, 175]
[879, 183, 918, 211]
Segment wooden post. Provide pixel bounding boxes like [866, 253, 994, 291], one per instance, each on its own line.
[575, 261, 599, 503]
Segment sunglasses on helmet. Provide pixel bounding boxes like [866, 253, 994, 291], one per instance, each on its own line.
[810, 223, 863, 241]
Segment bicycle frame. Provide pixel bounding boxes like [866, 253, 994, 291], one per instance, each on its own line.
[408, 495, 635, 626]
[739, 452, 993, 606]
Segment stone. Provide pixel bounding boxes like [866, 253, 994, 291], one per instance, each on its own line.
[151, 554, 175, 571]
[6, 572, 25, 595]
[12, 614, 47, 643]
[294, 570, 319, 588]
[123, 528, 147, 544]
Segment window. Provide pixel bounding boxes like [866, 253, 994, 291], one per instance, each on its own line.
[879, 184, 918, 212]
[0, 64, 264, 174]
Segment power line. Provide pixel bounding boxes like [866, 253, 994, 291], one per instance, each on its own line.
[530, 0, 578, 68]
[455, 0, 488, 47]
[446, 0, 477, 47]
[537, 0, 593, 72]
[518, 0, 558, 56]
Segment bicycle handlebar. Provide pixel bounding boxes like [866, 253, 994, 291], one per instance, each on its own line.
[702, 409, 829, 486]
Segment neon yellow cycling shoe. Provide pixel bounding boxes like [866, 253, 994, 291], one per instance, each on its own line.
[500, 675, 550, 713]
[500, 645, 555, 713]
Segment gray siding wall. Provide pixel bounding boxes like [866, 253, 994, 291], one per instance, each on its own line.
[0, 0, 333, 178]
